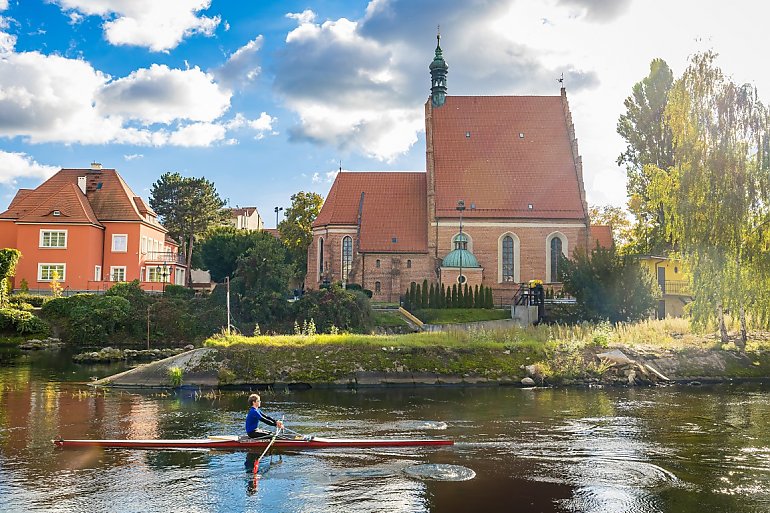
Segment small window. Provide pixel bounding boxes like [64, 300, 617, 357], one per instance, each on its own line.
[94, 265, 102, 281]
[376, 259, 381, 268]
[375, 281, 381, 293]
[110, 266, 126, 282]
[457, 275, 467, 284]
[465, 131, 471, 138]
[391, 237, 398, 243]
[40, 230, 66, 248]
[519, 132, 525, 139]
[141, 236, 147, 254]
[407, 259, 412, 269]
[38, 264, 65, 281]
[52, 210, 61, 216]
[112, 234, 128, 253]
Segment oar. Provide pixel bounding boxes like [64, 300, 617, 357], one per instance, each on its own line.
[254, 422, 283, 474]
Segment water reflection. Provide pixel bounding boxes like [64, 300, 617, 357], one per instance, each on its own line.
[4, 348, 770, 512]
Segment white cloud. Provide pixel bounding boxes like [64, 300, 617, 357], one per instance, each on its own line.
[0, 1, 8, 12]
[0, 48, 240, 147]
[226, 112, 277, 140]
[96, 64, 231, 124]
[53, 0, 221, 52]
[286, 10, 316, 24]
[0, 151, 58, 185]
[214, 36, 263, 90]
[168, 122, 226, 147]
[124, 153, 143, 161]
[311, 169, 338, 184]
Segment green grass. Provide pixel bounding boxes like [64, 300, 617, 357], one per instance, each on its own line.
[372, 310, 409, 327]
[414, 308, 511, 324]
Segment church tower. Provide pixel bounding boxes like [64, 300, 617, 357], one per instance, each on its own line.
[429, 31, 448, 107]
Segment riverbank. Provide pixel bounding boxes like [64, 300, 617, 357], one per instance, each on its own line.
[92, 319, 770, 388]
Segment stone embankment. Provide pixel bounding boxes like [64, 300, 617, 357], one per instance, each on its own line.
[74, 345, 194, 363]
[91, 344, 770, 389]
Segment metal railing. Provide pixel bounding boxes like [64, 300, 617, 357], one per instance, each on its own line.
[144, 251, 185, 264]
[662, 280, 690, 296]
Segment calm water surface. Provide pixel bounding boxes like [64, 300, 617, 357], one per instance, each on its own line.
[2, 347, 770, 512]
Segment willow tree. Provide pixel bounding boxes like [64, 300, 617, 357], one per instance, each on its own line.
[649, 52, 770, 346]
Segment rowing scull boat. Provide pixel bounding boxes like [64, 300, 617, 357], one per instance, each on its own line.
[53, 434, 454, 450]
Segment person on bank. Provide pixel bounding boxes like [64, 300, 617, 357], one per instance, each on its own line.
[246, 393, 284, 438]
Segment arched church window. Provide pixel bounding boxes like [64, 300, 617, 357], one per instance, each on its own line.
[550, 237, 563, 282]
[319, 238, 324, 276]
[342, 236, 353, 281]
[502, 236, 514, 282]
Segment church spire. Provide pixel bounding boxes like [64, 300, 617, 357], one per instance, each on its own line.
[429, 27, 448, 107]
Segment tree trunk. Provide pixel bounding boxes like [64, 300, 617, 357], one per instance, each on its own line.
[185, 234, 195, 288]
[738, 304, 747, 350]
[717, 301, 728, 344]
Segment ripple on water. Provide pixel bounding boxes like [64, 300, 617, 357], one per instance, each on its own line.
[404, 464, 476, 482]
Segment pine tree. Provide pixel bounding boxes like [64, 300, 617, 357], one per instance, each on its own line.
[486, 287, 494, 308]
[428, 282, 435, 308]
[457, 282, 464, 308]
[421, 279, 429, 309]
[451, 284, 458, 308]
[409, 282, 417, 309]
[444, 285, 450, 309]
[415, 283, 422, 309]
[474, 284, 481, 309]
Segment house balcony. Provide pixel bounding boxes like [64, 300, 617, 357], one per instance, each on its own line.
[661, 280, 690, 296]
[145, 251, 186, 266]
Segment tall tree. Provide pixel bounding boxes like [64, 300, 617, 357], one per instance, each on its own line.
[149, 173, 227, 286]
[617, 58, 675, 253]
[197, 226, 272, 282]
[649, 51, 770, 346]
[588, 205, 633, 249]
[278, 191, 324, 281]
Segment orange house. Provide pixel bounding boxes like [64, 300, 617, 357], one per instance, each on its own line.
[0, 164, 186, 293]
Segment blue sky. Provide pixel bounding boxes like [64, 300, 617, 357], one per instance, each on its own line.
[0, 0, 766, 227]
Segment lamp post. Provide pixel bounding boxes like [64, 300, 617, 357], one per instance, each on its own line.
[456, 199, 465, 286]
[274, 206, 283, 228]
[155, 264, 170, 293]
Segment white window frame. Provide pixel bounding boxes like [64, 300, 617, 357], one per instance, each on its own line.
[175, 268, 185, 285]
[498, 232, 521, 283]
[38, 263, 66, 281]
[545, 231, 569, 283]
[112, 234, 128, 253]
[141, 236, 147, 254]
[94, 265, 102, 281]
[110, 266, 126, 282]
[39, 229, 67, 248]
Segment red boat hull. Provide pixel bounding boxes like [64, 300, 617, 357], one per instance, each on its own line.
[53, 435, 454, 450]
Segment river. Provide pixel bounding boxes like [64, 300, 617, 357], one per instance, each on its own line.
[2, 346, 770, 513]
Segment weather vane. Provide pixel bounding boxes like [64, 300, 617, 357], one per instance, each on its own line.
[557, 73, 564, 86]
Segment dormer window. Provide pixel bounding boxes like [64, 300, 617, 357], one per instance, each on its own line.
[52, 210, 61, 216]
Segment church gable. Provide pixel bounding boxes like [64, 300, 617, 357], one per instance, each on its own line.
[429, 95, 588, 220]
[313, 172, 427, 253]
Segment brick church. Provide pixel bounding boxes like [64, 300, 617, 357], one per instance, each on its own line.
[307, 36, 611, 303]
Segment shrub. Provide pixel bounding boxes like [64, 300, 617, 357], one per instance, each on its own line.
[167, 366, 183, 387]
[561, 245, 657, 323]
[10, 294, 50, 308]
[164, 284, 195, 299]
[0, 308, 49, 335]
[294, 284, 373, 333]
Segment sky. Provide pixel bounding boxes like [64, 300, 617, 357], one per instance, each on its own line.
[0, 0, 766, 227]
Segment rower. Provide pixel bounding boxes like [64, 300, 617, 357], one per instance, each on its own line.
[245, 393, 284, 438]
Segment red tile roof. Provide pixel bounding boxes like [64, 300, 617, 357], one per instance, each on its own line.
[589, 225, 613, 249]
[0, 168, 163, 229]
[262, 228, 279, 238]
[314, 172, 427, 253]
[431, 96, 587, 220]
[231, 207, 259, 217]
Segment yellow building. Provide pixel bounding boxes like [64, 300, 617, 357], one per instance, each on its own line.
[637, 255, 691, 318]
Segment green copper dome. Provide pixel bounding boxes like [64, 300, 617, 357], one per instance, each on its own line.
[442, 249, 480, 268]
